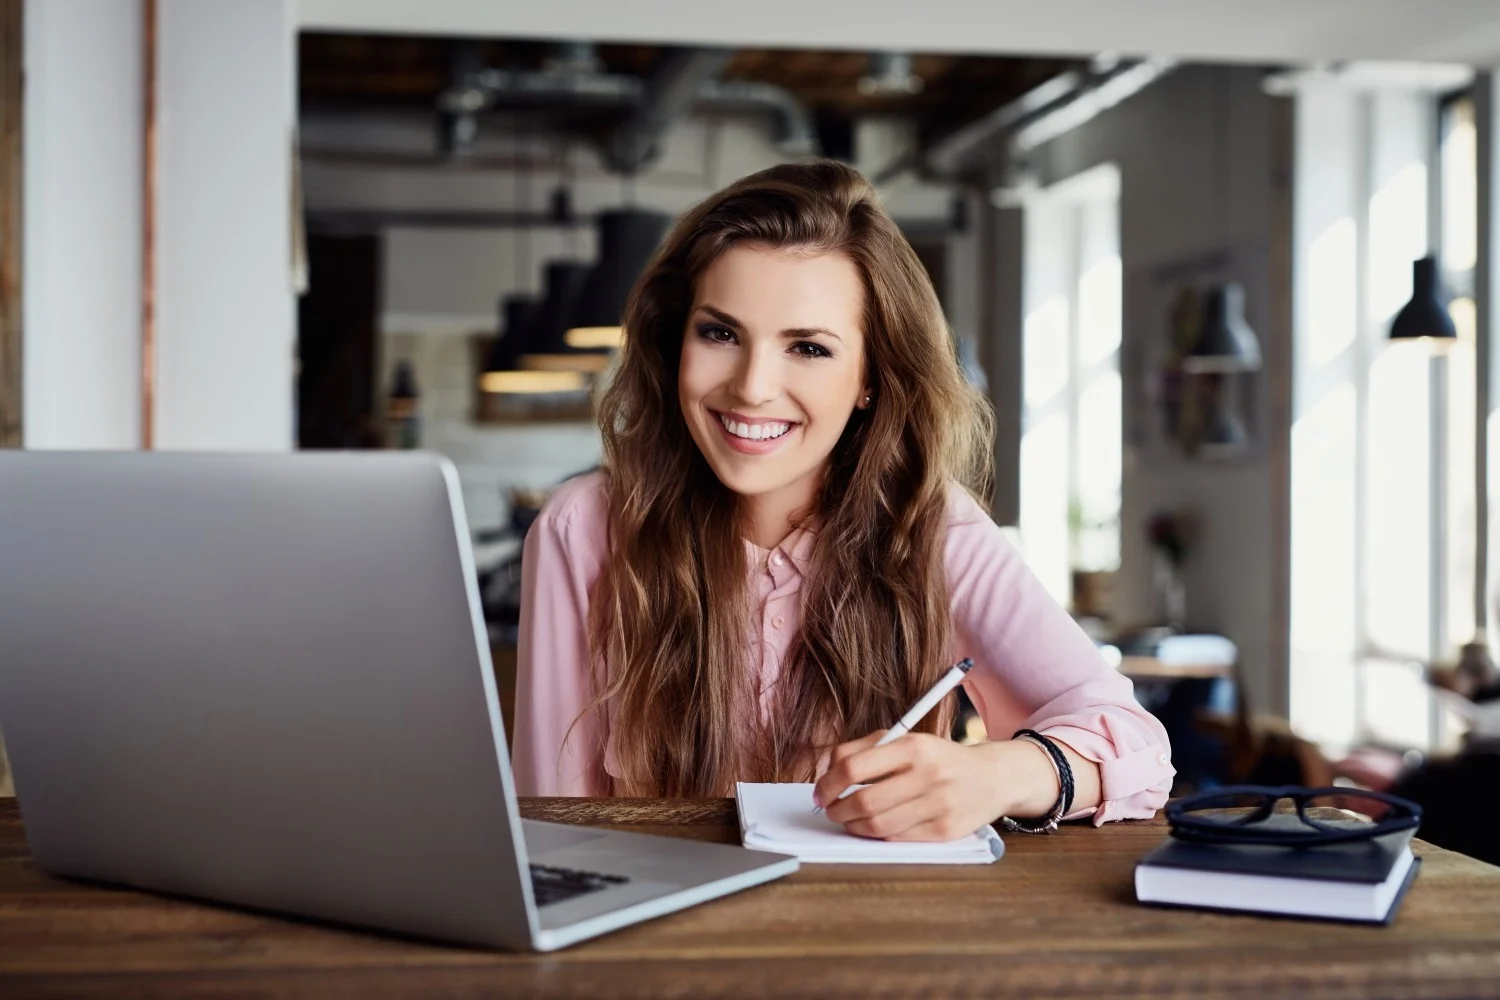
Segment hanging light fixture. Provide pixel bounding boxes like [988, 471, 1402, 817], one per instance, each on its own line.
[1388, 255, 1457, 347]
[1182, 283, 1263, 374]
[483, 294, 538, 375]
[1198, 374, 1250, 452]
[566, 208, 673, 349]
[479, 370, 588, 394]
[475, 121, 593, 397]
[1178, 68, 1262, 466]
[479, 293, 587, 395]
[516, 260, 601, 373]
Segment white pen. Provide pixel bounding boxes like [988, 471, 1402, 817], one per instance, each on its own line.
[813, 657, 974, 813]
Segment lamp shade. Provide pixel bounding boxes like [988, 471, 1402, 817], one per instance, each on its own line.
[484, 294, 539, 374]
[567, 208, 673, 345]
[480, 292, 592, 395]
[1201, 400, 1248, 450]
[1389, 256, 1457, 343]
[1182, 282, 1262, 374]
[525, 260, 594, 354]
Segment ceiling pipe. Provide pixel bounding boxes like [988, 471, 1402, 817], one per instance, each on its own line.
[544, 41, 602, 76]
[438, 40, 488, 158]
[438, 58, 642, 109]
[433, 45, 819, 169]
[698, 78, 818, 157]
[604, 47, 735, 174]
[859, 52, 923, 96]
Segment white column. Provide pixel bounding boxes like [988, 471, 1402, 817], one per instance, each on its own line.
[1288, 88, 1363, 745]
[1478, 72, 1500, 644]
[21, 0, 143, 449]
[154, 0, 295, 451]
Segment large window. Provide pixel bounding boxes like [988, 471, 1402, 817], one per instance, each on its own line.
[1291, 87, 1479, 752]
[1019, 165, 1123, 608]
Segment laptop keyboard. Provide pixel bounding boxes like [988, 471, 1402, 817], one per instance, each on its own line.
[529, 863, 631, 907]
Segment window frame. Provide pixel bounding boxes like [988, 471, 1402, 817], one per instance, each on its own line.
[1018, 163, 1123, 610]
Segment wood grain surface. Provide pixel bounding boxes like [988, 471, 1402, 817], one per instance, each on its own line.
[3, 796, 1499, 999]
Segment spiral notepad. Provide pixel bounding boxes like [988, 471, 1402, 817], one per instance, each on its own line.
[734, 782, 1004, 864]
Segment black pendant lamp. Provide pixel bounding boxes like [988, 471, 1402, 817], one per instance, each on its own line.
[1389, 256, 1457, 345]
[1201, 387, 1249, 450]
[480, 292, 587, 395]
[566, 209, 673, 349]
[484, 294, 539, 374]
[1182, 282, 1262, 374]
[518, 260, 605, 372]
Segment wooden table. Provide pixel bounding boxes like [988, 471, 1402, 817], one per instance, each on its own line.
[4, 797, 1500, 999]
[1119, 655, 1236, 681]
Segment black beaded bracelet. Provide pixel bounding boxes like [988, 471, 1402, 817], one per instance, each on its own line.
[999, 729, 1075, 834]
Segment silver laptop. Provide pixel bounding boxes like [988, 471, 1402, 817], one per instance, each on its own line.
[0, 451, 797, 951]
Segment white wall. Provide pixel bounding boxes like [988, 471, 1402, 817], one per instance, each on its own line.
[22, 0, 143, 449]
[297, 0, 1500, 67]
[1018, 65, 1287, 716]
[1484, 74, 1500, 654]
[155, 0, 295, 450]
[1287, 87, 1363, 743]
[22, 0, 297, 452]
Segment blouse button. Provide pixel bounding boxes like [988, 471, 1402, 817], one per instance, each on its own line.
[772, 616, 785, 630]
[1157, 753, 1169, 765]
[771, 552, 785, 567]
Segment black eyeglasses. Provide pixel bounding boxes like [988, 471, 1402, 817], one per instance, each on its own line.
[1166, 785, 1422, 847]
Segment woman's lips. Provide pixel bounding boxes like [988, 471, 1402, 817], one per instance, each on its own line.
[711, 410, 800, 455]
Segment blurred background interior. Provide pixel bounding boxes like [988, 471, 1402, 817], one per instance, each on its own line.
[5, 0, 1500, 861]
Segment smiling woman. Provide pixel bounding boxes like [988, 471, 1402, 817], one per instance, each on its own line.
[512, 160, 1173, 841]
[678, 246, 870, 546]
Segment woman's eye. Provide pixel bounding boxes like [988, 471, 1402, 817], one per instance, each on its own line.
[698, 324, 736, 344]
[790, 341, 831, 359]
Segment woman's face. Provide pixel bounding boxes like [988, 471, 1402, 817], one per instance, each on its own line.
[678, 243, 868, 506]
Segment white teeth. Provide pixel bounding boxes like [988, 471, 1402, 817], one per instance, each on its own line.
[719, 414, 791, 441]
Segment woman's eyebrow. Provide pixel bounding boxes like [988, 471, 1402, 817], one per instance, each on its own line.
[696, 304, 843, 343]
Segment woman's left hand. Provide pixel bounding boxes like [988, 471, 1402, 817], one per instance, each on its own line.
[813, 731, 1056, 841]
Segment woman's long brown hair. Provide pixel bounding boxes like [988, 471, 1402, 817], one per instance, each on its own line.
[588, 159, 993, 795]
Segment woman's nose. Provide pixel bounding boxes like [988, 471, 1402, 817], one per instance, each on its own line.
[729, 347, 781, 407]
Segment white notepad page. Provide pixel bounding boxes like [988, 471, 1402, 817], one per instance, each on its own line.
[735, 782, 1004, 864]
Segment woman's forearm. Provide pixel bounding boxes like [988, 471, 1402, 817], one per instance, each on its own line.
[986, 737, 1103, 819]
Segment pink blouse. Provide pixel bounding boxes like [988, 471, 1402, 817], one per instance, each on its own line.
[511, 471, 1174, 824]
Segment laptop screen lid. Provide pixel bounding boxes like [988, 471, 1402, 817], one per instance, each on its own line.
[0, 452, 542, 948]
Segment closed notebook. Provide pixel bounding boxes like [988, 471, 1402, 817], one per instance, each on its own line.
[1135, 816, 1420, 924]
[734, 782, 1004, 864]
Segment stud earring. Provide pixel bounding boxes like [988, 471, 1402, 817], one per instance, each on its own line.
[862, 394, 873, 408]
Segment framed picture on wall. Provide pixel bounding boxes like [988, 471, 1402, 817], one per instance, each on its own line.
[1123, 244, 1269, 467]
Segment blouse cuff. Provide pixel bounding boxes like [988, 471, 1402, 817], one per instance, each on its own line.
[1034, 721, 1175, 826]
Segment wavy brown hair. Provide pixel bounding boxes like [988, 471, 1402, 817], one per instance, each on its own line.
[587, 160, 993, 796]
